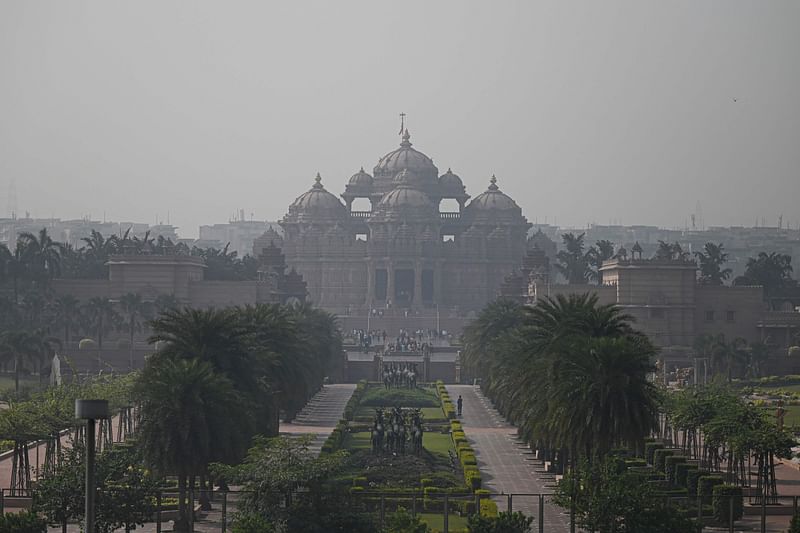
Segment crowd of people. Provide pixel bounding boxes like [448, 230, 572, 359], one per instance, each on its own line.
[349, 328, 449, 353]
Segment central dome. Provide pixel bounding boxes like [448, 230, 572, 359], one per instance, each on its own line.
[373, 130, 438, 181]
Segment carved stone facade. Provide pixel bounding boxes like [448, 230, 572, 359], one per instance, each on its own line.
[280, 130, 532, 312]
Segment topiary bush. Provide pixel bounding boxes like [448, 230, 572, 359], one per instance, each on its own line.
[686, 469, 709, 497]
[653, 448, 676, 473]
[645, 442, 664, 465]
[712, 484, 743, 526]
[698, 475, 724, 505]
[675, 463, 697, 488]
[664, 455, 687, 484]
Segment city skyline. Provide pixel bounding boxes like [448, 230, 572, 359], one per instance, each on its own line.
[2, 1, 799, 238]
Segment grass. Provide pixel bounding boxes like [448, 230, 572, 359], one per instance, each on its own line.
[0, 374, 43, 395]
[361, 387, 440, 408]
[418, 512, 469, 532]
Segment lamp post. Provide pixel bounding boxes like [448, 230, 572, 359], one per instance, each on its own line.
[76, 399, 110, 533]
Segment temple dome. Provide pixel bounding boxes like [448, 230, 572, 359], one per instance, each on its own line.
[287, 173, 346, 219]
[467, 175, 520, 212]
[378, 184, 433, 209]
[348, 167, 373, 187]
[374, 130, 438, 180]
[439, 168, 464, 188]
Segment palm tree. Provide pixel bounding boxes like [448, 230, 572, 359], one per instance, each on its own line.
[555, 233, 591, 284]
[547, 336, 658, 459]
[0, 241, 27, 303]
[82, 298, 120, 370]
[117, 293, 152, 370]
[136, 358, 248, 532]
[654, 240, 689, 261]
[587, 240, 615, 285]
[153, 293, 180, 316]
[0, 330, 42, 395]
[52, 294, 81, 344]
[734, 252, 796, 302]
[17, 228, 62, 285]
[694, 242, 732, 285]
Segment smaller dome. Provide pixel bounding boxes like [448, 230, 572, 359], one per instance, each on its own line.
[378, 184, 433, 209]
[467, 175, 520, 212]
[289, 173, 346, 216]
[439, 168, 464, 188]
[348, 167, 373, 187]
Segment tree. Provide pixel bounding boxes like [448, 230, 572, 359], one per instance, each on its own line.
[17, 228, 62, 285]
[695, 243, 732, 285]
[734, 252, 796, 300]
[116, 293, 152, 370]
[0, 330, 44, 395]
[32, 443, 85, 533]
[52, 294, 80, 343]
[82, 297, 120, 369]
[654, 240, 689, 261]
[556, 233, 591, 284]
[587, 239, 615, 285]
[136, 358, 249, 532]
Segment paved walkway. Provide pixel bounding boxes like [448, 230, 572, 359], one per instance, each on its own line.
[279, 383, 356, 455]
[446, 384, 570, 532]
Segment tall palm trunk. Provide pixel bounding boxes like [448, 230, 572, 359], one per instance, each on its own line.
[176, 472, 189, 532]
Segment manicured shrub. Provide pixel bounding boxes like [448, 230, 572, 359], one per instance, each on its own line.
[686, 469, 709, 497]
[664, 455, 687, 484]
[352, 476, 368, 488]
[465, 469, 482, 490]
[645, 442, 664, 465]
[675, 463, 697, 487]
[479, 498, 498, 518]
[698, 475, 724, 504]
[712, 484, 743, 525]
[467, 511, 532, 533]
[653, 448, 676, 473]
[423, 487, 443, 512]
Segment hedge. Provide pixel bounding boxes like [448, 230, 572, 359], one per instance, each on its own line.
[686, 469, 709, 497]
[465, 469, 482, 490]
[698, 475, 725, 505]
[645, 442, 665, 465]
[653, 448, 677, 473]
[675, 463, 697, 488]
[712, 484, 743, 525]
[664, 455, 687, 484]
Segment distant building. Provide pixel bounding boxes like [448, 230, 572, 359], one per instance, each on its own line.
[199, 217, 282, 257]
[280, 129, 532, 312]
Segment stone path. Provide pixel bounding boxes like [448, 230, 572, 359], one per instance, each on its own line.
[446, 384, 571, 532]
[279, 383, 356, 455]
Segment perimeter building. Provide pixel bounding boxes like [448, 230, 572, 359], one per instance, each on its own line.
[279, 130, 531, 312]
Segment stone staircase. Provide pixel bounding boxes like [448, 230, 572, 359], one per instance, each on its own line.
[280, 384, 355, 455]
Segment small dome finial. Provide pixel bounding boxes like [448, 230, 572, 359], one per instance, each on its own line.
[488, 174, 499, 190]
[360, 166, 365, 172]
[313, 172, 323, 189]
[400, 128, 412, 147]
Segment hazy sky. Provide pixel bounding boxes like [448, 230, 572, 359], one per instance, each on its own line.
[2, 1, 799, 238]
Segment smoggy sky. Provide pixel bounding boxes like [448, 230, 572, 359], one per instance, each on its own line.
[1, 1, 798, 238]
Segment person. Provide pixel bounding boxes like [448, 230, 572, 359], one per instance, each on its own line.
[457, 395, 463, 417]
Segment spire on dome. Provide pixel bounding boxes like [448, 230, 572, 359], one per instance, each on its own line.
[312, 173, 324, 189]
[400, 129, 412, 148]
[488, 174, 499, 191]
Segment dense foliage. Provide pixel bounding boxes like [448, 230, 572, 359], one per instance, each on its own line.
[135, 303, 342, 531]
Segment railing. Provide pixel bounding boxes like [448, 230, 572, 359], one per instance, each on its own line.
[1, 487, 792, 532]
[349, 211, 372, 218]
[440, 212, 461, 220]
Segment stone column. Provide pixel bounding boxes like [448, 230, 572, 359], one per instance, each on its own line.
[365, 262, 375, 307]
[414, 263, 423, 306]
[387, 265, 395, 308]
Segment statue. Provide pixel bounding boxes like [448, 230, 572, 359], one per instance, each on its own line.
[371, 408, 385, 454]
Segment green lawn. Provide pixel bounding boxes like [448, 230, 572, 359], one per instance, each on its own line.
[421, 407, 446, 421]
[0, 374, 43, 394]
[418, 512, 469, 532]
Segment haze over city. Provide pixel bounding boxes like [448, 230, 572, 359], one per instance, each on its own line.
[2, 0, 799, 237]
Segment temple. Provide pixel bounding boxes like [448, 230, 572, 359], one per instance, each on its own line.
[279, 130, 531, 312]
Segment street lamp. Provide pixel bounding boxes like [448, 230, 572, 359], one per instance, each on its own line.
[76, 399, 110, 533]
